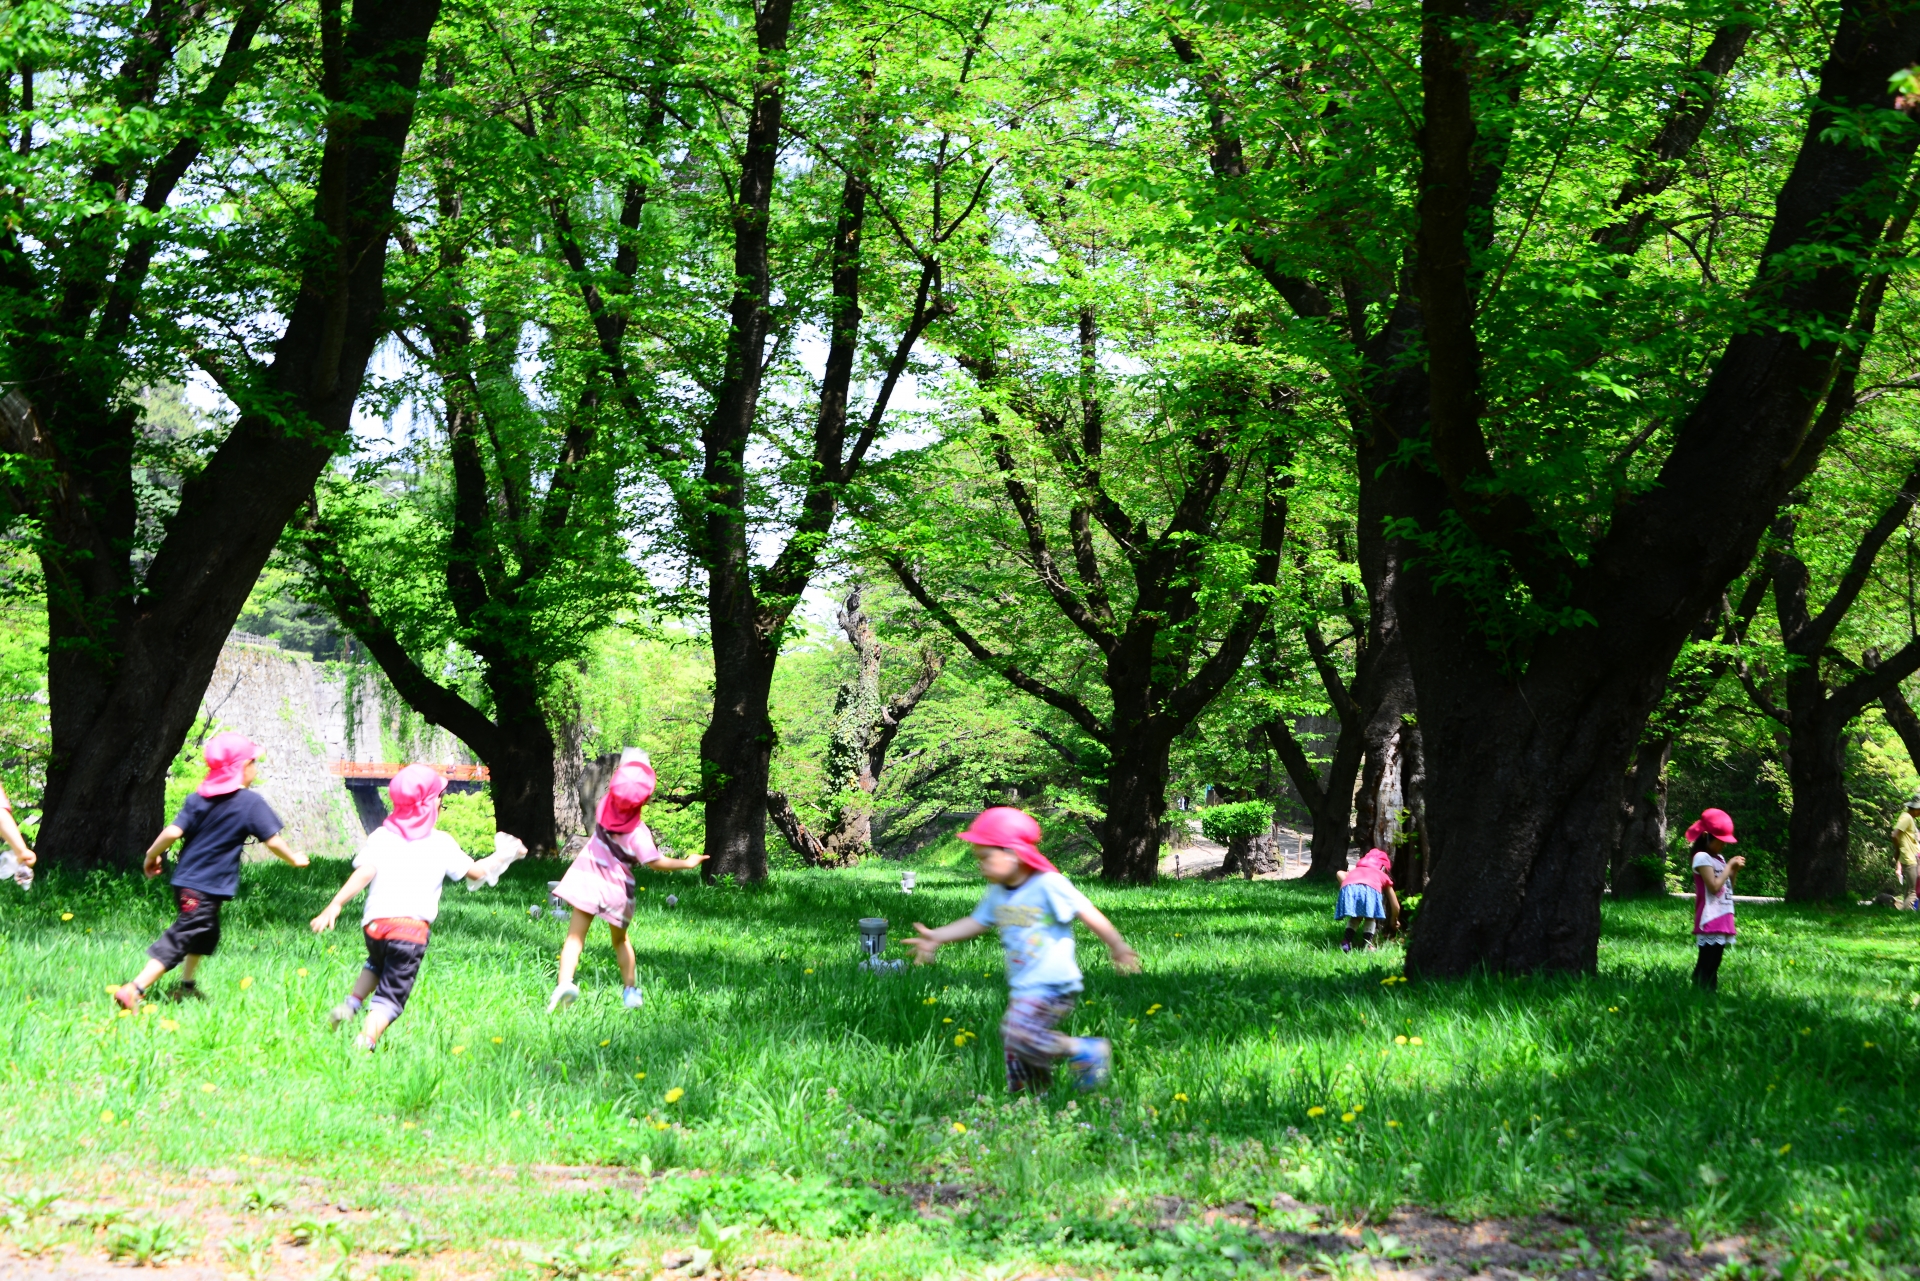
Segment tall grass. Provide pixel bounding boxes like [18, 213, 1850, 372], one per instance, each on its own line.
[1, 853, 1916, 1276]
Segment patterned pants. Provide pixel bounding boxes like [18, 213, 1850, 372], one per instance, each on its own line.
[1000, 988, 1078, 1093]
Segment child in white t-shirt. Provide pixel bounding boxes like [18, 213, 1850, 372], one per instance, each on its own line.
[1684, 807, 1744, 992]
[908, 807, 1139, 1093]
[310, 765, 524, 1050]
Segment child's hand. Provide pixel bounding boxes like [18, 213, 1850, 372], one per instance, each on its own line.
[1728, 855, 1747, 871]
[1109, 943, 1141, 974]
[290, 852, 310, 868]
[142, 850, 164, 879]
[310, 903, 341, 933]
[683, 852, 709, 868]
[908, 924, 941, 965]
[17, 846, 33, 867]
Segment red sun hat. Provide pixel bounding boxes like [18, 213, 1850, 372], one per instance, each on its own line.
[596, 760, 657, 834]
[957, 806, 1057, 874]
[382, 764, 448, 842]
[1684, 807, 1737, 846]
[197, 732, 261, 798]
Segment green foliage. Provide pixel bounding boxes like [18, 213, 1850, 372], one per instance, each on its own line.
[637, 1173, 904, 1239]
[436, 791, 496, 859]
[1199, 802, 1273, 846]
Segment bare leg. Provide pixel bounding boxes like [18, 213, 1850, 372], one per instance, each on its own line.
[130, 958, 168, 990]
[180, 955, 204, 983]
[348, 968, 377, 1002]
[557, 910, 593, 987]
[611, 925, 636, 987]
[360, 1009, 395, 1047]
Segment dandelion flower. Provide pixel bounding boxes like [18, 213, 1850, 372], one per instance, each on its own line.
[1341, 1112, 1356, 1123]
[491, 1037, 503, 1044]
[296, 968, 308, 977]
[1607, 1006, 1618, 1013]
[943, 1017, 953, 1024]
[1395, 1035, 1408, 1045]
[402, 1121, 416, 1130]
[804, 968, 813, 975]
[452, 1046, 466, 1055]
[634, 1072, 646, 1080]
[509, 1109, 523, 1119]
[1173, 1093, 1189, 1102]
[599, 1039, 610, 1047]
[954, 1034, 967, 1046]
[159, 1019, 177, 1032]
[1863, 1040, 1876, 1049]
[239, 976, 254, 990]
[923, 996, 937, 1005]
[200, 1083, 216, 1093]
[1386, 1120, 1400, 1128]
[103, 984, 119, 995]
[1353, 1104, 1363, 1113]
[61, 913, 72, 922]
[952, 1122, 967, 1134]
[99, 1110, 114, 1123]
[664, 1087, 685, 1104]
[1408, 1036, 1423, 1046]
[1307, 1106, 1326, 1118]
[1777, 1143, 1791, 1155]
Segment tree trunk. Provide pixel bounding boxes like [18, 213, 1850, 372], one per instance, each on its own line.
[1612, 736, 1673, 897]
[1099, 731, 1173, 882]
[484, 683, 559, 858]
[700, 625, 777, 883]
[1394, 716, 1431, 894]
[28, 0, 443, 871]
[1356, 720, 1404, 855]
[1225, 829, 1280, 877]
[1785, 697, 1852, 901]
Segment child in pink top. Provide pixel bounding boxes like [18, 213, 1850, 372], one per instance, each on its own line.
[1336, 848, 1400, 952]
[548, 757, 706, 1012]
[1685, 807, 1744, 992]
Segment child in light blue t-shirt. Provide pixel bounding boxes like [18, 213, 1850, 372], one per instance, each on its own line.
[910, 808, 1139, 1093]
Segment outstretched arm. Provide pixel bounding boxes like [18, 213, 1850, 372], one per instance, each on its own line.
[142, 826, 186, 879]
[909, 917, 991, 964]
[262, 833, 309, 868]
[1075, 904, 1141, 973]
[311, 865, 377, 932]
[0, 806, 33, 867]
[648, 853, 709, 872]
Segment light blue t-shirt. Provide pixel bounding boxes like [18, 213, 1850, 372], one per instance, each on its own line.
[971, 871, 1095, 993]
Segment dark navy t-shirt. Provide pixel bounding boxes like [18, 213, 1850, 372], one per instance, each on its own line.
[169, 789, 284, 899]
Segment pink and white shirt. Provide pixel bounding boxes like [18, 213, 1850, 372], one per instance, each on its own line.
[1692, 851, 1736, 939]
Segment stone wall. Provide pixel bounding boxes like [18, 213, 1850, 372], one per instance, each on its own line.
[202, 635, 466, 858]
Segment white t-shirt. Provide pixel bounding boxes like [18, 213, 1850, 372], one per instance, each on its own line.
[1692, 851, 1736, 936]
[970, 871, 1095, 993]
[355, 828, 474, 925]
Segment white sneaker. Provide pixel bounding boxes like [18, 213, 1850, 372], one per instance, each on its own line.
[547, 982, 579, 1013]
[622, 985, 644, 1009]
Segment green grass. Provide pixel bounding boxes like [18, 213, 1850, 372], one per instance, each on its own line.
[2, 854, 1918, 1278]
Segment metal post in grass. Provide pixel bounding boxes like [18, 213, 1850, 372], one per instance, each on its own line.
[858, 917, 904, 972]
[901, 869, 916, 894]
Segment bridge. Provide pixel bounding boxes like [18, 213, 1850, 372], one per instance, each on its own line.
[329, 761, 490, 834]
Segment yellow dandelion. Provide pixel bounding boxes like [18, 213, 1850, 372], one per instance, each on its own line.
[1173, 1093, 1189, 1102]
[1387, 1120, 1401, 1128]
[923, 996, 937, 1005]
[1307, 1106, 1326, 1118]
[491, 1036, 503, 1044]
[199, 1083, 216, 1093]
[664, 1087, 685, 1104]
[1395, 1035, 1408, 1045]
[634, 1071, 646, 1080]
[402, 1121, 416, 1130]
[117, 1009, 131, 1018]
[1174, 932, 1184, 937]
[1341, 1112, 1356, 1123]
[951, 1122, 967, 1134]
[954, 1034, 967, 1046]
[99, 1110, 115, 1123]
[60, 913, 72, 921]
[1778, 1143, 1791, 1155]
[804, 968, 814, 975]
[599, 1039, 610, 1047]
[1863, 1040, 1876, 1049]
[103, 983, 119, 995]
[1408, 1036, 1423, 1046]
[296, 968, 308, 977]
[509, 1109, 523, 1119]
[239, 976, 254, 990]
[943, 1017, 953, 1024]
[1354, 1104, 1364, 1113]
[451, 1046, 466, 1055]
[1607, 1006, 1618, 1013]
[159, 1019, 177, 1032]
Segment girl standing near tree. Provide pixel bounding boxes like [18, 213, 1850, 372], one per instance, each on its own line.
[1686, 808, 1744, 991]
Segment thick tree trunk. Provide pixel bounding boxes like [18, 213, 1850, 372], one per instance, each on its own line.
[1612, 736, 1673, 898]
[701, 627, 776, 882]
[1394, 716, 1431, 894]
[27, 0, 442, 871]
[1100, 732, 1173, 882]
[1785, 698, 1852, 900]
[1223, 830, 1280, 877]
[485, 685, 559, 858]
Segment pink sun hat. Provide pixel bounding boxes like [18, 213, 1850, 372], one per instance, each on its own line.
[957, 806, 1057, 874]
[196, 732, 261, 798]
[1683, 807, 1737, 845]
[596, 760, 657, 834]
[382, 764, 448, 842]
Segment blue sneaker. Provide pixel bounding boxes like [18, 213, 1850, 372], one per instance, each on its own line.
[1066, 1037, 1112, 1091]
[622, 984, 644, 1010]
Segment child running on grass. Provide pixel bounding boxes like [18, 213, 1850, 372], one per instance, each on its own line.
[116, 733, 307, 1008]
[1336, 847, 1400, 952]
[548, 755, 707, 1013]
[0, 781, 35, 890]
[908, 807, 1139, 1093]
[310, 765, 525, 1051]
[1686, 807, 1744, 992]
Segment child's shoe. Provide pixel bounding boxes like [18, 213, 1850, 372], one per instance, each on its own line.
[112, 983, 143, 1012]
[1065, 1037, 1112, 1091]
[547, 982, 579, 1013]
[171, 981, 205, 1002]
[622, 985, 644, 1009]
[1340, 939, 1352, 953]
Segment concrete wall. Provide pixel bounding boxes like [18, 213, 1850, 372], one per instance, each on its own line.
[203, 634, 467, 858]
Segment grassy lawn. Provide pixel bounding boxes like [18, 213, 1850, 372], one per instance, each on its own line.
[1, 851, 1916, 1278]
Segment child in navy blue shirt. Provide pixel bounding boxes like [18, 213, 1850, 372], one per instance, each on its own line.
[114, 733, 307, 1008]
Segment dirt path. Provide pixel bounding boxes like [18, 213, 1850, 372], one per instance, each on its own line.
[1159, 824, 1321, 880]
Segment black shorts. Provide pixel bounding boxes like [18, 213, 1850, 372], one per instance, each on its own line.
[147, 888, 226, 968]
[362, 925, 429, 1022]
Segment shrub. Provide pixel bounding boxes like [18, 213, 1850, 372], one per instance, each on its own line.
[436, 790, 496, 857]
[1200, 801, 1272, 845]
